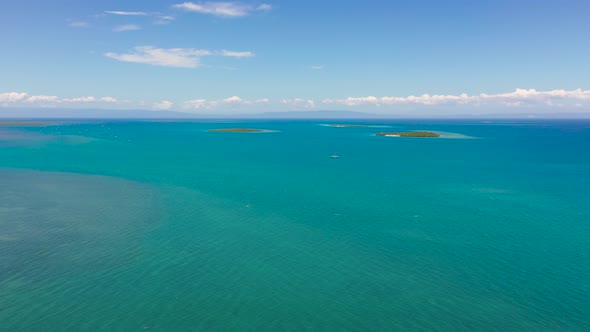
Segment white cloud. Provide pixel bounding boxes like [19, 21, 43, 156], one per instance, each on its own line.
[173, 2, 272, 17]
[154, 100, 174, 110]
[113, 24, 142, 32]
[27, 95, 59, 103]
[0, 92, 28, 103]
[280, 98, 315, 109]
[105, 46, 254, 68]
[1, 92, 119, 107]
[184, 96, 269, 109]
[322, 88, 590, 107]
[105, 11, 149, 16]
[308, 65, 324, 70]
[155, 15, 176, 24]
[60, 96, 119, 103]
[105, 46, 209, 68]
[220, 50, 255, 58]
[256, 4, 272, 11]
[105, 10, 176, 25]
[69, 21, 90, 28]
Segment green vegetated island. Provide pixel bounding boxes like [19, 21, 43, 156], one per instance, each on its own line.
[376, 131, 440, 138]
[208, 128, 265, 133]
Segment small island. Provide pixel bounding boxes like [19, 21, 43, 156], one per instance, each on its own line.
[208, 128, 265, 133]
[326, 124, 369, 128]
[376, 131, 440, 138]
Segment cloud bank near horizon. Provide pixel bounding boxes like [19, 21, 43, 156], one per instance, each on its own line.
[1, 88, 589, 114]
[322, 89, 590, 108]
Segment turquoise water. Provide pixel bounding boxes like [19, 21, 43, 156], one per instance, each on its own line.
[1, 120, 589, 331]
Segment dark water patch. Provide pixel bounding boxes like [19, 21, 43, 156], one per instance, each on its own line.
[0, 169, 162, 284]
[0, 129, 50, 146]
[0, 128, 98, 147]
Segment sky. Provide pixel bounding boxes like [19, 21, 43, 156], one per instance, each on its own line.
[1, 0, 589, 116]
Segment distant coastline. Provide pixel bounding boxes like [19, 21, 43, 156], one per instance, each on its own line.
[0, 121, 53, 127]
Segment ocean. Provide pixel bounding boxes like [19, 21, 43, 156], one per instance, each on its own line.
[0, 119, 589, 331]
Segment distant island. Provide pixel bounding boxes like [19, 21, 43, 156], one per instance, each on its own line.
[326, 124, 369, 128]
[0, 121, 52, 127]
[208, 128, 265, 133]
[376, 131, 440, 138]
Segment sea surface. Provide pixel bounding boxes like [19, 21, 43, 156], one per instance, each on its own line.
[0, 119, 589, 331]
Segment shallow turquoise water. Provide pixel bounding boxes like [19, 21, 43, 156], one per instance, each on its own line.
[1, 120, 589, 330]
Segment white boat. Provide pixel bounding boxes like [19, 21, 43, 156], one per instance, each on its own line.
[330, 155, 340, 158]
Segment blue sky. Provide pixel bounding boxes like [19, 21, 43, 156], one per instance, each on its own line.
[1, 0, 589, 115]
